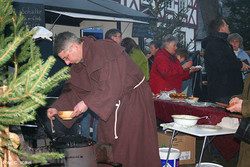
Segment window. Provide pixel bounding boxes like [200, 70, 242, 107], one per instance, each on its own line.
[176, 32, 185, 47]
[81, 28, 103, 39]
[179, 0, 186, 10]
[166, 0, 173, 9]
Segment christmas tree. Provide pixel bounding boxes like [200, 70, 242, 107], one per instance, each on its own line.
[0, 0, 70, 165]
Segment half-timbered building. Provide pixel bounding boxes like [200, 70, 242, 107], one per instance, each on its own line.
[114, 0, 199, 51]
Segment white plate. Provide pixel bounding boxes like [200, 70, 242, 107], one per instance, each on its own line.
[191, 65, 203, 70]
[198, 125, 222, 131]
[185, 99, 197, 104]
[196, 162, 223, 167]
[191, 102, 216, 107]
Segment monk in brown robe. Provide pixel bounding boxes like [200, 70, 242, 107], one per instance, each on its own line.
[47, 32, 161, 167]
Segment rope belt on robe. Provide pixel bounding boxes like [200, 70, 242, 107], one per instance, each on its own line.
[114, 76, 145, 139]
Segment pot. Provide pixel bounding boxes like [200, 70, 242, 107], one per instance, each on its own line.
[172, 115, 201, 126]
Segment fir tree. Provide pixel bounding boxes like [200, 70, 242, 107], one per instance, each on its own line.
[0, 0, 70, 165]
[143, 0, 186, 42]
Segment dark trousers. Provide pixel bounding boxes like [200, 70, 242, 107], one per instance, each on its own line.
[210, 96, 231, 105]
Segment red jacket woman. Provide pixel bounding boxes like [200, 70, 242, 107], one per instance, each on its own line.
[149, 35, 191, 94]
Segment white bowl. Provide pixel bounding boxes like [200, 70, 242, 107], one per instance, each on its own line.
[172, 115, 200, 126]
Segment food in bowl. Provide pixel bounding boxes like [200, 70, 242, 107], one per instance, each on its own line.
[172, 115, 200, 126]
[169, 93, 187, 99]
[57, 111, 75, 120]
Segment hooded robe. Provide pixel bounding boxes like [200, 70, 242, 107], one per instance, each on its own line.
[52, 36, 161, 167]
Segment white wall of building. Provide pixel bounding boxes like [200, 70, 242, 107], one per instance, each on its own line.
[46, 24, 81, 37]
[196, 41, 202, 51]
[46, 20, 137, 44]
[121, 22, 138, 43]
[179, 27, 195, 51]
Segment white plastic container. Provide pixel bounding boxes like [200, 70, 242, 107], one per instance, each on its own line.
[159, 148, 181, 167]
[64, 146, 97, 167]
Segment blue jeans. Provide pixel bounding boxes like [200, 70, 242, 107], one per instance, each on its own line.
[80, 109, 98, 142]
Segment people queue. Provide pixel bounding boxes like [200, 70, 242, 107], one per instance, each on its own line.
[46, 19, 250, 166]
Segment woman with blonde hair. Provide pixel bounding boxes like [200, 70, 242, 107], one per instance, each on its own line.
[228, 33, 250, 80]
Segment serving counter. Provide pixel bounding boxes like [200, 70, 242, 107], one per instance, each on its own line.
[161, 123, 237, 166]
[154, 98, 241, 161]
[154, 99, 233, 125]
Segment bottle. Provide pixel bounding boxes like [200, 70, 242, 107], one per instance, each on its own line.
[162, 143, 166, 148]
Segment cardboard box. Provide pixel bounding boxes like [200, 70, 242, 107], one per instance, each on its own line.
[157, 131, 196, 165]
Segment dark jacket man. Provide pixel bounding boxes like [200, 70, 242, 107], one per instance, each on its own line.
[202, 17, 245, 103]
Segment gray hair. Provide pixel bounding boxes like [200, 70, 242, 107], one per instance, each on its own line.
[54, 31, 81, 56]
[228, 33, 244, 49]
[161, 34, 178, 49]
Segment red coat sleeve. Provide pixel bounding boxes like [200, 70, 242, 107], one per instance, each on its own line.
[155, 52, 186, 79]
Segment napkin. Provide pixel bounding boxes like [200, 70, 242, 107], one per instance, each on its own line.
[216, 116, 240, 130]
[32, 26, 53, 41]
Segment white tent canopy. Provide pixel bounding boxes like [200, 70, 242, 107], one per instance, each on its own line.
[46, 9, 149, 24]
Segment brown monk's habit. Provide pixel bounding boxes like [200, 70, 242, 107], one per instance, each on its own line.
[52, 37, 161, 167]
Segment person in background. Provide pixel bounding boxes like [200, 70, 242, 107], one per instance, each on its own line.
[228, 33, 250, 81]
[202, 17, 249, 162]
[121, 37, 150, 81]
[149, 34, 199, 94]
[201, 17, 249, 104]
[175, 48, 193, 97]
[227, 73, 250, 167]
[80, 108, 98, 142]
[47, 32, 161, 166]
[104, 28, 122, 44]
[146, 41, 160, 72]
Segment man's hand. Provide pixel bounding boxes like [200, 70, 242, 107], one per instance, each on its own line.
[241, 62, 250, 71]
[229, 97, 241, 104]
[227, 98, 243, 113]
[71, 101, 88, 117]
[47, 108, 58, 120]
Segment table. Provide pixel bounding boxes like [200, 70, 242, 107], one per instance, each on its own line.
[154, 99, 230, 125]
[154, 99, 241, 161]
[161, 123, 236, 167]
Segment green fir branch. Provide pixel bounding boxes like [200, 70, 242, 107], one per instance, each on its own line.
[0, 124, 7, 131]
[0, 31, 34, 66]
[0, 0, 69, 164]
[9, 147, 64, 165]
[0, 0, 13, 32]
